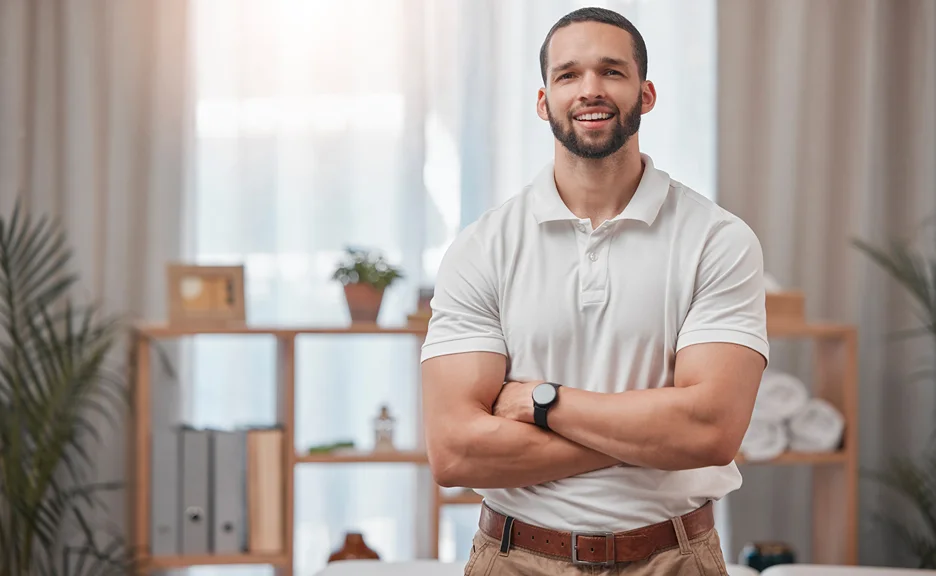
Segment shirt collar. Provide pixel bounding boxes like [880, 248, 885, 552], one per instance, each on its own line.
[530, 153, 671, 226]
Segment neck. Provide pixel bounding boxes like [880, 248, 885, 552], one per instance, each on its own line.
[553, 140, 644, 229]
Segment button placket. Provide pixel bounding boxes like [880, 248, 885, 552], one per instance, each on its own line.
[580, 232, 608, 304]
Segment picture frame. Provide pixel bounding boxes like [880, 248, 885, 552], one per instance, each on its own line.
[166, 264, 246, 327]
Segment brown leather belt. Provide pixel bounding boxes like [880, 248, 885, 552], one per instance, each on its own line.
[479, 500, 715, 566]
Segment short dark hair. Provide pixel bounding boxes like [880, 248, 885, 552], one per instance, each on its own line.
[539, 7, 648, 85]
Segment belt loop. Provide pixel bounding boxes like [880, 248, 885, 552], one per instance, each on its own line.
[499, 516, 515, 556]
[671, 515, 692, 556]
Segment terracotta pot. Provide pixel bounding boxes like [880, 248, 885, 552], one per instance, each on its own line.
[328, 532, 380, 562]
[343, 283, 384, 323]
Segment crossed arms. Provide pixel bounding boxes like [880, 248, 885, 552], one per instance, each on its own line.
[422, 216, 769, 489]
[421, 342, 766, 489]
[422, 350, 618, 489]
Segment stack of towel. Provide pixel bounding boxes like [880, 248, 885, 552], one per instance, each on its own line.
[738, 370, 845, 462]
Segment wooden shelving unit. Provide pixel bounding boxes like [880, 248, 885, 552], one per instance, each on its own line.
[144, 554, 291, 570]
[128, 314, 858, 571]
[296, 450, 430, 464]
[764, 320, 859, 565]
[128, 324, 428, 576]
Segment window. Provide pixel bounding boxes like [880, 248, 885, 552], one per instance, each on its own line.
[184, 1, 716, 572]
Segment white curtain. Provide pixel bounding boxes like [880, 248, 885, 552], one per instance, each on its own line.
[717, 0, 936, 567]
[183, 0, 716, 572]
[0, 0, 189, 552]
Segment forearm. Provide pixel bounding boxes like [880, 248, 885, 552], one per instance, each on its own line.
[428, 411, 619, 489]
[548, 386, 738, 470]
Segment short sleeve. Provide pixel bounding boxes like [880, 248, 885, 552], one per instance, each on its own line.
[420, 228, 507, 363]
[676, 218, 770, 365]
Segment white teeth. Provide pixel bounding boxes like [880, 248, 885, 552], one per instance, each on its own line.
[576, 112, 612, 121]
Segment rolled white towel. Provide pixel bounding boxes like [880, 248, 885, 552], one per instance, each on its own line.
[751, 370, 810, 423]
[788, 398, 845, 452]
[740, 419, 789, 462]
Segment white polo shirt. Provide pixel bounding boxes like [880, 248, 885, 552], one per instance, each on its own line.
[421, 154, 769, 532]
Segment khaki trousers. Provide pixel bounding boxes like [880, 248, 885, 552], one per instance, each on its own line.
[464, 524, 730, 575]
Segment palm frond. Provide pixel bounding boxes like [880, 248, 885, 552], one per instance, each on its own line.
[0, 199, 140, 576]
[869, 454, 936, 536]
[871, 510, 936, 569]
[0, 200, 77, 340]
[853, 237, 936, 339]
[855, 219, 936, 568]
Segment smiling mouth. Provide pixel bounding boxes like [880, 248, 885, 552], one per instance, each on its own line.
[573, 111, 616, 128]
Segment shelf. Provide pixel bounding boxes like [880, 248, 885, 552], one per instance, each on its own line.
[134, 323, 428, 338]
[735, 450, 848, 465]
[296, 450, 429, 464]
[143, 554, 290, 569]
[134, 321, 857, 340]
[134, 319, 854, 342]
[432, 452, 849, 507]
[441, 491, 484, 505]
[767, 321, 855, 338]
[135, 320, 851, 339]
[293, 449, 847, 466]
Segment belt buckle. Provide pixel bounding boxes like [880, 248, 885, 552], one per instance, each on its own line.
[570, 531, 615, 566]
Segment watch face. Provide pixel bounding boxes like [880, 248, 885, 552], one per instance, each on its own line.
[532, 383, 557, 405]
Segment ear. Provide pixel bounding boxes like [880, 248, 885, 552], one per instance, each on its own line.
[641, 80, 657, 114]
[536, 87, 549, 121]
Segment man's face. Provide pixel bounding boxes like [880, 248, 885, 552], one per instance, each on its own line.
[537, 22, 653, 160]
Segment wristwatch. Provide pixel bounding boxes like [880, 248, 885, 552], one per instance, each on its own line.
[532, 382, 561, 430]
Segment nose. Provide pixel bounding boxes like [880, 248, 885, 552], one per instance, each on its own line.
[579, 70, 606, 101]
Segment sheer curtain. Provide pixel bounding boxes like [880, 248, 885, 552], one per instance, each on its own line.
[1, 0, 189, 551]
[716, 0, 936, 565]
[182, 0, 716, 573]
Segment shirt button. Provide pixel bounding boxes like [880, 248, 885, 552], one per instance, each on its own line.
[577, 224, 586, 232]
[588, 252, 598, 262]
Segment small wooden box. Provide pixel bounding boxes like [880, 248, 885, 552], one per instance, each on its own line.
[766, 291, 805, 324]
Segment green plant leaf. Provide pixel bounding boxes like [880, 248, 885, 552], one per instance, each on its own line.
[856, 224, 936, 568]
[331, 246, 404, 290]
[853, 238, 935, 322]
[0, 199, 140, 576]
[873, 457, 936, 535]
[872, 510, 936, 568]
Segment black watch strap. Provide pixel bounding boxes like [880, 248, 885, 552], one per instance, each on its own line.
[534, 404, 550, 430]
[533, 382, 560, 431]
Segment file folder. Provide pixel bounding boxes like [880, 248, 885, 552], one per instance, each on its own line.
[211, 429, 247, 553]
[150, 426, 179, 556]
[246, 427, 284, 553]
[180, 427, 210, 554]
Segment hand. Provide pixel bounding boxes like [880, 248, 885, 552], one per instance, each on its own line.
[492, 380, 544, 425]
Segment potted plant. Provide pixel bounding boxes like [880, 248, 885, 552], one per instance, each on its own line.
[332, 247, 404, 323]
[854, 221, 936, 568]
[0, 200, 140, 575]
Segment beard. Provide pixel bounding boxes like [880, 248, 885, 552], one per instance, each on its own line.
[547, 95, 642, 160]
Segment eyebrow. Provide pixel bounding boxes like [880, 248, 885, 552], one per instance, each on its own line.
[551, 57, 631, 76]
[550, 60, 579, 76]
[598, 57, 630, 69]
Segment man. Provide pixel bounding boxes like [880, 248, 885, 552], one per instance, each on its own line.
[421, 7, 768, 575]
